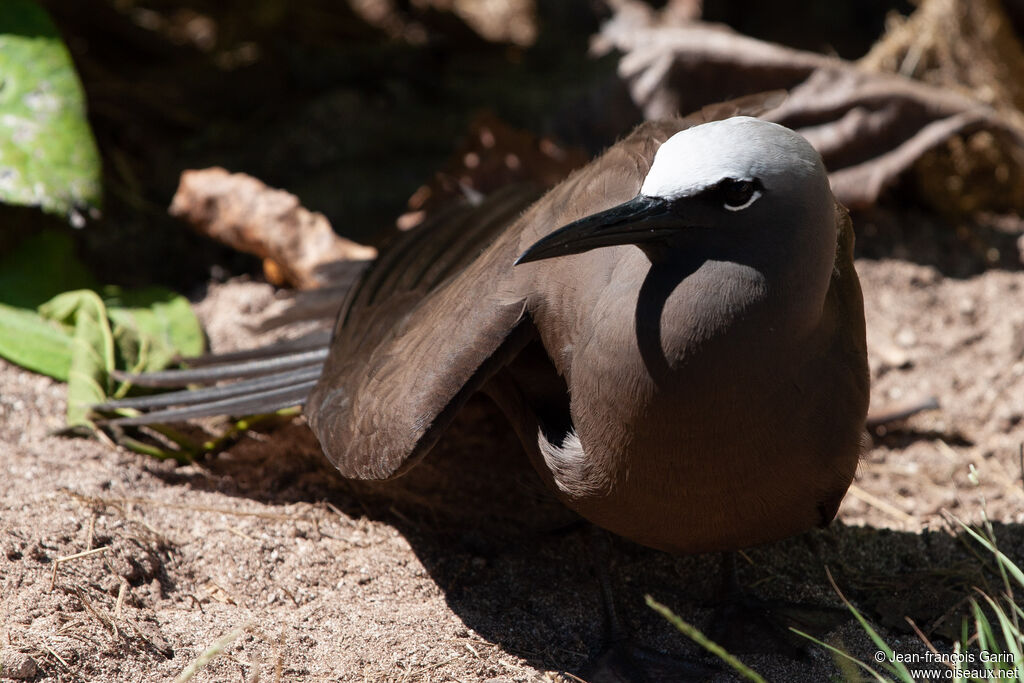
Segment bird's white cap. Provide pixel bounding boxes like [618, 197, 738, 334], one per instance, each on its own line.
[640, 117, 824, 200]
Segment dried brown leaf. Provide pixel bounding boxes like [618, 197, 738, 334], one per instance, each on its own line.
[169, 168, 377, 290]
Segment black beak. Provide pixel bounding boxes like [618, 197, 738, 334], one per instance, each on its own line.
[514, 195, 679, 265]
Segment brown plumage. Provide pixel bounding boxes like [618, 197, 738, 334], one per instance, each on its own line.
[305, 114, 869, 554]
[102, 106, 869, 558]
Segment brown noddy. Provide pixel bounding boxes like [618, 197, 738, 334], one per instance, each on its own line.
[301, 114, 869, 555]
[96, 112, 868, 671]
[99, 113, 869, 661]
[104, 114, 868, 551]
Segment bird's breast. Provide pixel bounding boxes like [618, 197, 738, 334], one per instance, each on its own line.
[527, 251, 853, 553]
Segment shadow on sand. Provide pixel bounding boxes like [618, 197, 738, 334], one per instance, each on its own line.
[146, 394, 1024, 678]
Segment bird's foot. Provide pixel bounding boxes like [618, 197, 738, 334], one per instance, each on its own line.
[582, 637, 717, 683]
[706, 592, 849, 658]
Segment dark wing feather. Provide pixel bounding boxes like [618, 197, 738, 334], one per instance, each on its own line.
[308, 104, 780, 481]
[306, 185, 542, 480]
[96, 93, 788, 455]
[96, 187, 538, 425]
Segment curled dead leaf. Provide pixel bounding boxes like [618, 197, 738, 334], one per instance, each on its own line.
[170, 168, 377, 290]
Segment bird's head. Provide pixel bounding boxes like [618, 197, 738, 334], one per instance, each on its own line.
[514, 117, 834, 266]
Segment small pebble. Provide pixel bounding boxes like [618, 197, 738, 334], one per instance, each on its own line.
[0, 651, 39, 680]
[895, 328, 917, 348]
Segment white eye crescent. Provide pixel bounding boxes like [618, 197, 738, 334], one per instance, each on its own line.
[720, 180, 762, 212]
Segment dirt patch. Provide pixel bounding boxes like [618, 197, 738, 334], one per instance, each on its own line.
[4, 255, 1024, 682]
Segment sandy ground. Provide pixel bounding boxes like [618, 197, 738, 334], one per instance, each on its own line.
[3, 254, 1024, 682]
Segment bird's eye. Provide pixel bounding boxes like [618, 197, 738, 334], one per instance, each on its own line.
[717, 179, 762, 212]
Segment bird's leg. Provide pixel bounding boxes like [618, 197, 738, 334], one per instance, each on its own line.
[581, 527, 715, 683]
[591, 527, 627, 643]
[707, 551, 848, 657]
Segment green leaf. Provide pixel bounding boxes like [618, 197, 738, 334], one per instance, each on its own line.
[0, 277, 204, 405]
[103, 286, 204, 373]
[0, 229, 98, 380]
[0, 228, 205, 429]
[0, 0, 102, 221]
[40, 289, 114, 427]
[0, 301, 72, 378]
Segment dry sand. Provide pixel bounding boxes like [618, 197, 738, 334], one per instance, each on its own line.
[3, 256, 1024, 681]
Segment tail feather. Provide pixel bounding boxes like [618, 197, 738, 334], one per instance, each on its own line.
[111, 348, 328, 387]
[103, 379, 318, 426]
[179, 330, 331, 368]
[96, 365, 324, 412]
